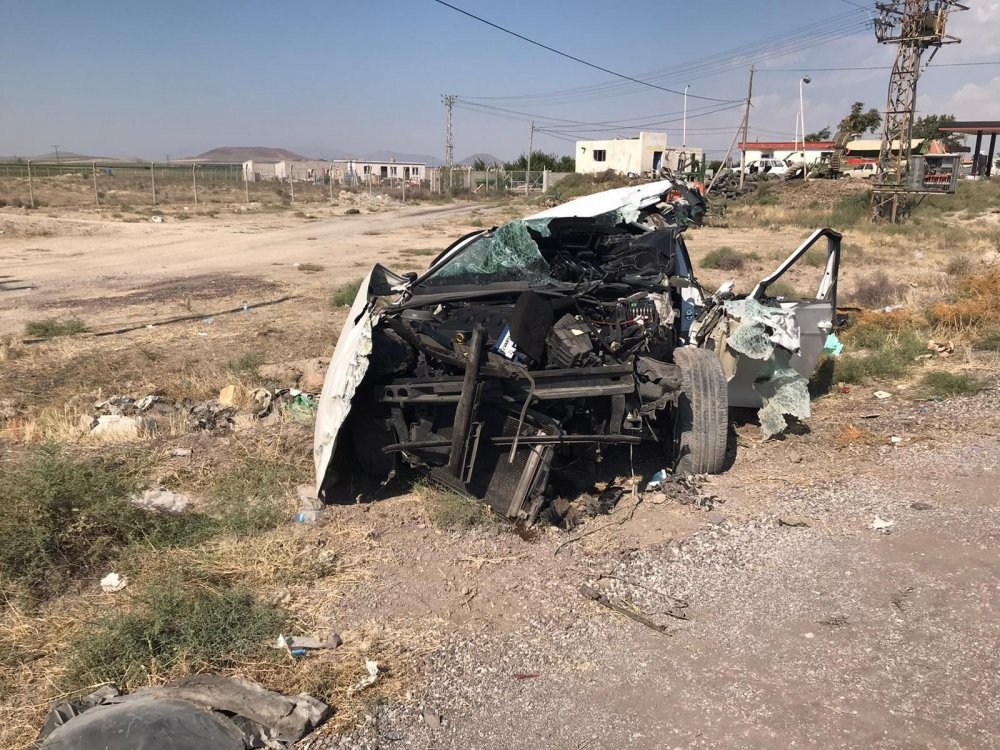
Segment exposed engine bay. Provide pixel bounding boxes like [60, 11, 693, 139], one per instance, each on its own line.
[314, 179, 840, 524]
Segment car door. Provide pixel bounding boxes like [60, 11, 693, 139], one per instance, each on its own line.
[725, 228, 841, 408]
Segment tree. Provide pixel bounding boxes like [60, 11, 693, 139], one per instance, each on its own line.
[838, 102, 882, 138]
[504, 150, 575, 172]
[804, 127, 832, 141]
[912, 114, 963, 149]
[472, 157, 489, 170]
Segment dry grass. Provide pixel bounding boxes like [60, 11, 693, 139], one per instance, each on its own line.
[836, 423, 881, 448]
[930, 271, 1000, 332]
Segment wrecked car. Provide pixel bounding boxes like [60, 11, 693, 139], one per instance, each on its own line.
[315, 179, 840, 523]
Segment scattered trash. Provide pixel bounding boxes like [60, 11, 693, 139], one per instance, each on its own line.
[218, 384, 237, 406]
[89, 414, 151, 439]
[910, 501, 933, 510]
[190, 399, 236, 431]
[822, 333, 844, 357]
[349, 658, 380, 694]
[870, 516, 895, 532]
[274, 633, 342, 652]
[99, 572, 128, 593]
[35, 676, 331, 749]
[150, 214, 163, 223]
[646, 469, 668, 490]
[242, 300, 249, 314]
[838, 384, 852, 394]
[890, 435, 903, 445]
[512, 673, 540, 680]
[818, 614, 848, 627]
[93, 394, 162, 417]
[873, 391, 892, 400]
[170, 447, 193, 457]
[293, 510, 323, 523]
[132, 487, 191, 514]
[925, 339, 955, 358]
[201, 316, 215, 325]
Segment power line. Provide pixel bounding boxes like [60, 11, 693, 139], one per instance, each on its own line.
[429, 0, 740, 103]
[456, 11, 869, 106]
[756, 59, 1000, 71]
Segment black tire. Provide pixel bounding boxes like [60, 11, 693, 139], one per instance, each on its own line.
[672, 347, 728, 475]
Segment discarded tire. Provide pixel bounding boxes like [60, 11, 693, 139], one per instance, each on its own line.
[672, 347, 728, 475]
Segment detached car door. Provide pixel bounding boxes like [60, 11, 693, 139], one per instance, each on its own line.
[726, 228, 841, 408]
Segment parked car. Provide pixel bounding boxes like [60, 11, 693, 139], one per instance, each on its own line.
[314, 180, 841, 523]
[743, 158, 791, 178]
[844, 162, 877, 179]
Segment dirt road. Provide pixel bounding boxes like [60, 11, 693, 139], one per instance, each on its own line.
[318, 385, 1000, 749]
[0, 202, 487, 335]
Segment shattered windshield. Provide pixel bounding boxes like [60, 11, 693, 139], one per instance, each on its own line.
[418, 220, 553, 287]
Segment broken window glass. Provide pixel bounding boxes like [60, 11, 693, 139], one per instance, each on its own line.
[419, 220, 553, 287]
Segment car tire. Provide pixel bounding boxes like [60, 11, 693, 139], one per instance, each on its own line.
[673, 347, 728, 475]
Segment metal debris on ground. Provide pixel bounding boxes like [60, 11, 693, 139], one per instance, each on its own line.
[870, 516, 895, 533]
[35, 675, 331, 749]
[578, 584, 672, 636]
[190, 398, 236, 431]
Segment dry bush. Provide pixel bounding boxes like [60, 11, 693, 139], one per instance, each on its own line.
[836, 423, 881, 448]
[930, 270, 1000, 332]
[702, 246, 745, 271]
[849, 270, 907, 308]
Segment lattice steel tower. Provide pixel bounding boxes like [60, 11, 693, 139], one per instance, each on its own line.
[870, 1, 965, 223]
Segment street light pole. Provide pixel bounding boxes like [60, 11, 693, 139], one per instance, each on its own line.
[799, 75, 811, 179]
[683, 84, 689, 148]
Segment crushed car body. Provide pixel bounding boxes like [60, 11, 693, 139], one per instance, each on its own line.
[314, 178, 840, 521]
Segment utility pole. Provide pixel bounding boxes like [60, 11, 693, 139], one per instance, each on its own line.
[683, 85, 689, 148]
[27, 160, 35, 208]
[871, 0, 965, 223]
[192, 163, 199, 205]
[51, 145, 61, 168]
[443, 94, 456, 190]
[738, 65, 755, 191]
[525, 120, 534, 193]
[150, 161, 156, 206]
[93, 162, 100, 207]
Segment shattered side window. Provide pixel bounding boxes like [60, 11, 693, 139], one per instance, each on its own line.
[419, 220, 552, 287]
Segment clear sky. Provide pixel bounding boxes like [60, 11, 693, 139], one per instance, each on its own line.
[1, 1, 998, 161]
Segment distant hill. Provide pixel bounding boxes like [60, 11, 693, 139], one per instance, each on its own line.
[458, 152, 505, 166]
[191, 146, 308, 162]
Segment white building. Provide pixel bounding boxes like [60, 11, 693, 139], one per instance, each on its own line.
[331, 159, 425, 184]
[243, 160, 277, 181]
[575, 132, 704, 176]
[739, 140, 836, 166]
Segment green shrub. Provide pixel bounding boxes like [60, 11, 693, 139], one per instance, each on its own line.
[203, 455, 295, 535]
[230, 351, 264, 377]
[702, 246, 745, 271]
[945, 255, 973, 277]
[916, 370, 985, 399]
[767, 280, 799, 299]
[419, 482, 497, 529]
[833, 330, 926, 384]
[297, 262, 324, 273]
[0, 448, 145, 600]
[62, 577, 283, 690]
[24, 318, 86, 339]
[974, 329, 1000, 350]
[331, 279, 363, 307]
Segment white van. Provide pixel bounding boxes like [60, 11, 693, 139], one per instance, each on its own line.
[844, 163, 877, 179]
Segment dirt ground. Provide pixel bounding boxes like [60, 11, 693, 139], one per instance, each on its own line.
[2, 188, 999, 749]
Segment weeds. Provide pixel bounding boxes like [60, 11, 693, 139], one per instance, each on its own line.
[331, 279, 363, 307]
[0, 447, 145, 600]
[945, 255, 973, 277]
[702, 246, 745, 271]
[297, 262, 324, 273]
[62, 576, 283, 691]
[24, 318, 86, 339]
[930, 270, 1000, 331]
[849, 270, 907, 308]
[230, 351, 264, 377]
[834, 314, 926, 383]
[418, 482, 497, 529]
[974, 329, 1000, 350]
[202, 455, 295, 535]
[915, 370, 985, 400]
[767, 280, 799, 298]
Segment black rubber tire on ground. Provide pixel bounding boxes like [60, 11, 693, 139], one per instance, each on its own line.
[672, 346, 729, 475]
